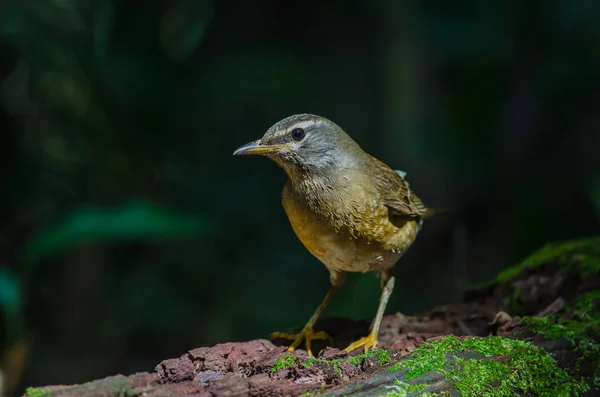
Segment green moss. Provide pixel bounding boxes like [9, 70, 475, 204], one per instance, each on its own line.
[348, 348, 393, 366]
[303, 357, 344, 378]
[103, 376, 133, 395]
[388, 335, 588, 397]
[270, 353, 298, 373]
[523, 315, 589, 347]
[523, 289, 600, 385]
[463, 279, 496, 295]
[504, 288, 523, 315]
[497, 237, 600, 283]
[405, 383, 427, 393]
[385, 379, 449, 397]
[496, 265, 523, 284]
[573, 289, 600, 315]
[302, 349, 393, 378]
[393, 379, 427, 393]
[25, 388, 52, 397]
[25, 378, 132, 397]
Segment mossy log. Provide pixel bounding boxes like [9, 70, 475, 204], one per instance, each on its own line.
[24, 238, 600, 397]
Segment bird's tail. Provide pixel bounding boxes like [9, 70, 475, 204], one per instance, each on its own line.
[422, 207, 448, 218]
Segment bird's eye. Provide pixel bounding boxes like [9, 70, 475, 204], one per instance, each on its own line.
[291, 128, 306, 141]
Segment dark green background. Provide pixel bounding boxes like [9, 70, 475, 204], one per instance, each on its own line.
[1, 0, 599, 394]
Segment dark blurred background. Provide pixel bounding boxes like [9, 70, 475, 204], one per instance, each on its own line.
[1, 0, 599, 394]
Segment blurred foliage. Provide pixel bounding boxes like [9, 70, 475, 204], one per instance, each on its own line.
[0, 0, 598, 395]
[25, 200, 215, 266]
[0, 268, 20, 319]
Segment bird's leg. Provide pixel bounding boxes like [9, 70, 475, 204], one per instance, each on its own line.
[344, 274, 395, 353]
[271, 271, 346, 356]
[270, 287, 336, 355]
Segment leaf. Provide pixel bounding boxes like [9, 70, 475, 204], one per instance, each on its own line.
[24, 200, 216, 265]
[159, 0, 212, 61]
[0, 266, 22, 316]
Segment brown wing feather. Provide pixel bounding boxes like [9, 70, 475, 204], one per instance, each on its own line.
[369, 155, 429, 217]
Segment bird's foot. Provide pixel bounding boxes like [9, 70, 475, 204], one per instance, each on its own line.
[270, 327, 328, 357]
[343, 332, 378, 353]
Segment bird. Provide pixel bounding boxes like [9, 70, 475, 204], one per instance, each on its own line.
[233, 114, 440, 356]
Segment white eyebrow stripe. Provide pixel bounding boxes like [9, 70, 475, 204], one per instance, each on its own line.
[291, 120, 321, 130]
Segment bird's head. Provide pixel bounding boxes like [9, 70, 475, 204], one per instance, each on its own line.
[233, 114, 362, 177]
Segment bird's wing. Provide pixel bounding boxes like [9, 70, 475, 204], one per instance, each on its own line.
[369, 156, 429, 217]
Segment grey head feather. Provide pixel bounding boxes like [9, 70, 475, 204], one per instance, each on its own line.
[261, 114, 365, 177]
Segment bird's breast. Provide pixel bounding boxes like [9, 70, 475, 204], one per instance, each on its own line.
[281, 180, 419, 273]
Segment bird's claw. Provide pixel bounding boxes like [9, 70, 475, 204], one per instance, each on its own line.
[343, 333, 378, 353]
[270, 327, 328, 356]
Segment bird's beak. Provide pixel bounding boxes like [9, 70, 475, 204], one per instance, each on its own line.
[232, 140, 292, 156]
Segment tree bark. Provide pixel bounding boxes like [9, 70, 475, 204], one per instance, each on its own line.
[24, 239, 600, 397]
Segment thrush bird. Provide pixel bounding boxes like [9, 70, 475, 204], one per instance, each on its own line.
[233, 114, 439, 355]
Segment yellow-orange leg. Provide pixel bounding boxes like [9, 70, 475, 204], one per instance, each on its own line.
[344, 276, 395, 353]
[270, 284, 340, 356]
